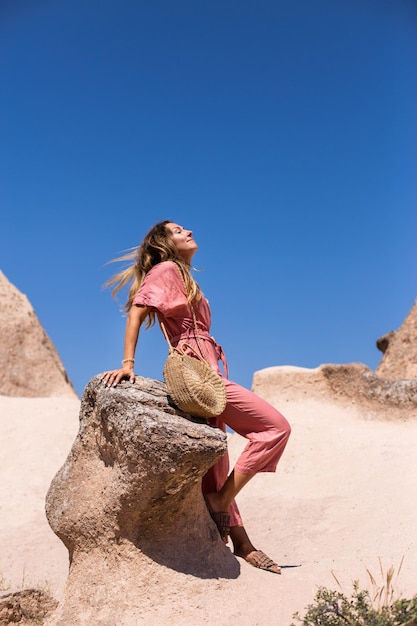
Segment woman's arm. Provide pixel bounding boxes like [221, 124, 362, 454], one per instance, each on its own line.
[101, 304, 151, 386]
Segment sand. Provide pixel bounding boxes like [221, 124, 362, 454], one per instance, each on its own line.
[1, 393, 416, 625]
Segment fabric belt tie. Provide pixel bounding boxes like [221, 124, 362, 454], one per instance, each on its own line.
[169, 330, 229, 379]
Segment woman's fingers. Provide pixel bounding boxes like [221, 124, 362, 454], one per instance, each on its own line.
[101, 368, 135, 387]
[101, 371, 117, 386]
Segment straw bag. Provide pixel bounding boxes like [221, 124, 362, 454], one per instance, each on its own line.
[160, 312, 227, 419]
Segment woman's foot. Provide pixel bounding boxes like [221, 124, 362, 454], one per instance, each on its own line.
[230, 526, 281, 574]
[209, 510, 230, 543]
[235, 549, 281, 574]
[204, 493, 230, 543]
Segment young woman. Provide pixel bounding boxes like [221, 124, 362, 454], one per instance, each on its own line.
[101, 221, 291, 574]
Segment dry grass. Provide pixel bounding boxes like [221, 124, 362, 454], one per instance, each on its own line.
[331, 556, 405, 610]
[291, 557, 416, 626]
[366, 556, 405, 611]
[0, 573, 9, 593]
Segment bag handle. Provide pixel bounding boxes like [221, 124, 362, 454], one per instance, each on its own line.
[174, 265, 211, 364]
[189, 304, 211, 364]
[161, 263, 211, 365]
[160, 320, 175, 353]
[160, 321, 206, 363]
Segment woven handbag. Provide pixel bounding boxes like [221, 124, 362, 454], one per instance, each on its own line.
[160, 314, 227, 419]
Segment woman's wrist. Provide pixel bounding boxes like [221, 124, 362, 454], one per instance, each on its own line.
[122, 358, 135, 365]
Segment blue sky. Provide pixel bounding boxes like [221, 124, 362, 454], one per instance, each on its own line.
[1, 0, 416, 398]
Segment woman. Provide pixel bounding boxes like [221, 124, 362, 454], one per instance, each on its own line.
[101, 220, 291, 574]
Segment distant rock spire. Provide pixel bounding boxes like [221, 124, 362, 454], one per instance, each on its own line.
[376, 297, 417, 380]
[0, 270, 77, 397]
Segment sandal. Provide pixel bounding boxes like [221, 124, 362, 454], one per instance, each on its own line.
[209, 510, 230, 543]
[235, 549, 281, 574]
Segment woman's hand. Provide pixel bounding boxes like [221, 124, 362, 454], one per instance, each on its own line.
[101, 365, 135, 387]
[101, 304, 150, 388]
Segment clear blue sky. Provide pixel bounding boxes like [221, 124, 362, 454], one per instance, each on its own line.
[1, 0, 416, 398]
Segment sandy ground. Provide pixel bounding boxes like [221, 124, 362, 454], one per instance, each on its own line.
[1, 392, 416, 625]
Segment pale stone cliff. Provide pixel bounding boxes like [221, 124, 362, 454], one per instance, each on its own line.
[0, 271, 77, 398]
[376, 297, 417, 379]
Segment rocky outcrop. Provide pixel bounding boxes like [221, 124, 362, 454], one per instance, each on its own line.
[253, 362, 417, 420]
[253, 299, 417, 419]
[0, 589, 58, 625]
[0, 271, 77, 398]
[45, 375, 238, 626]
[376, 298, 417, 379]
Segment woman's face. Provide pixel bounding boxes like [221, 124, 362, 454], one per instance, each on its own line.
[166, 222, 198, 262]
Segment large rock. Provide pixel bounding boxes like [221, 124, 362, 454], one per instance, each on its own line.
[0, 271, 77, 398]
[45, 375, 238, 626]
[376, 297, 417, 379]
[253, 362, 417, 420]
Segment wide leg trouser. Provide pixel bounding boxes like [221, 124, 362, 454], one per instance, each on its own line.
[202, 378, 291, 527]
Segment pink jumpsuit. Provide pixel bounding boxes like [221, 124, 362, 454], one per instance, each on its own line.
[133, 261, 291, 527]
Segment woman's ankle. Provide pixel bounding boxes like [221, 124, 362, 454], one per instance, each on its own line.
[229, 526, 256, 556]
[204, 491, 229, 513]
[232, 540, 257, 557]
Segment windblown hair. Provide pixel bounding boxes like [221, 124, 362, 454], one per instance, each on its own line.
[105, 220, 201, 328]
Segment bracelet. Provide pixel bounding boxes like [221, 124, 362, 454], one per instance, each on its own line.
[122, 358, 135, 364]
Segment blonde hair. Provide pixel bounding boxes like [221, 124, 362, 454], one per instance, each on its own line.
[105, 220, 201, 328]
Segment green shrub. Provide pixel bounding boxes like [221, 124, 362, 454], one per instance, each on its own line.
[290, 584, 417, 626]
[291, 558, 417, 626]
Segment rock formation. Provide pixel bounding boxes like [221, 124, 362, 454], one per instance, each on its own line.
[0, 271, 77, 398]
[45, 375, 238, 626]
[253, 297, 417, 420]
[253, 362, 417, 419]
[376, 297, 417, 379]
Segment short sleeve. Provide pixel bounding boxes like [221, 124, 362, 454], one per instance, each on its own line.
[132, 261, 188, 317]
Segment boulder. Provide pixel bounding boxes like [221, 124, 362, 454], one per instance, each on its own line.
[0, 271, 77, 398]
[376, 297, 417, 379]
[45, 375, 238, 626]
